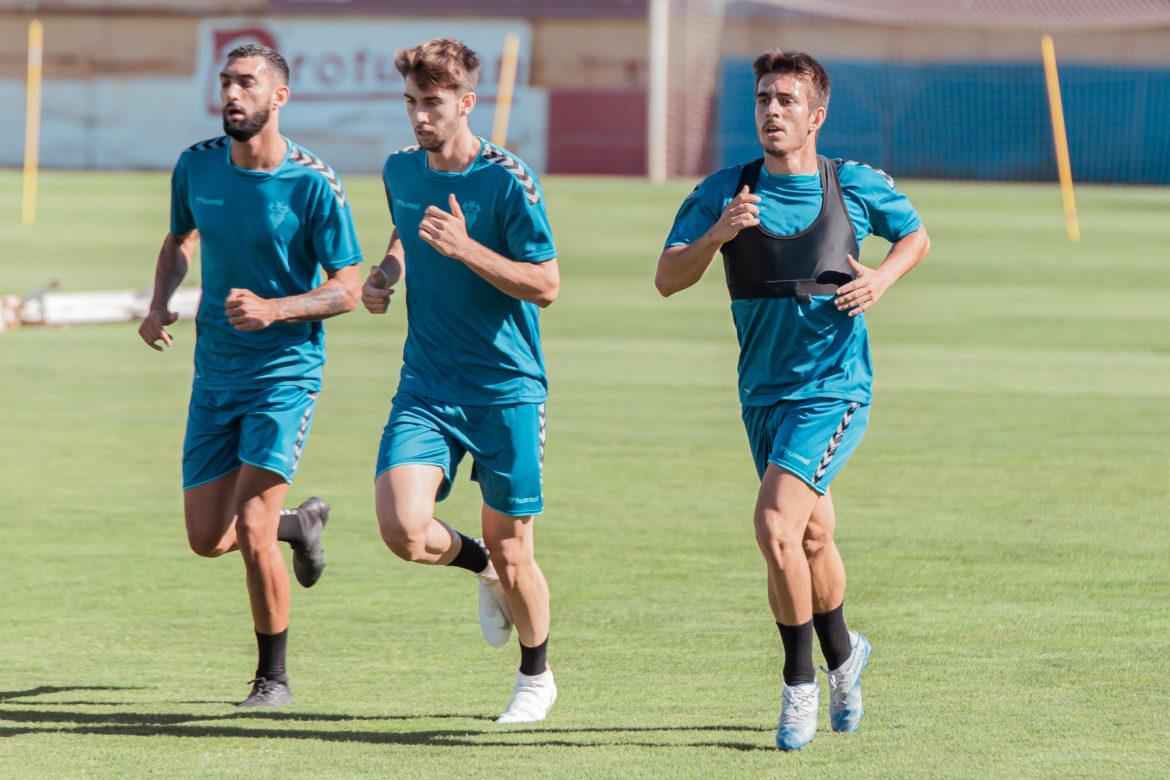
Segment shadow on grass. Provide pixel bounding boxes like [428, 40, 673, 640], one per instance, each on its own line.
[0, 707, 773, 752]
[0, 686, 143, 702]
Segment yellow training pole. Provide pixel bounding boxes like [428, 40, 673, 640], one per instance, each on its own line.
[21, 18, 44, 227]
[1041, 34, 1079, 243]
[490, 32, 521, 148]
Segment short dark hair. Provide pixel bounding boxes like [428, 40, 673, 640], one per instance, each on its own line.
[395, 38, 481, 92]
[752, 50, 830, 108]
[226, 44, 290, 85]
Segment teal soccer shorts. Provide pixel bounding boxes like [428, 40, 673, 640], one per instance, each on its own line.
[741, 398, 870, 494]
[182, 383, 318, 489]
[375, 391, 546, 516]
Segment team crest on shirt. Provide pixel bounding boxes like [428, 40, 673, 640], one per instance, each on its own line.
[268, 201, 291, 229]
[461, 200, 481, 228]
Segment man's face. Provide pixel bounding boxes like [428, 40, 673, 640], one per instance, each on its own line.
[754, 72, 825, 157]
[220, 56, 287, 142]
[404, 77, 474, 151]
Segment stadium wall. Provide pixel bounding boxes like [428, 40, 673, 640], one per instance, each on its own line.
[2, 7, 1169, 179]
[717, 57, 1170, 185]
[0, 13, 549, 174]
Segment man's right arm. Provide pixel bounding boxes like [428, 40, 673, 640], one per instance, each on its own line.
[361, 228, 404, 314]
[138, 230, 198, 351]
[654, 185, 761, 297]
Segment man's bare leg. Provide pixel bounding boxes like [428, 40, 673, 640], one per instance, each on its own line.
[374, 464, 510, 646]
[483, 506, 555, 723]
[805, 490, 845, 613]
[754, 465, 825, 748]
[184, 470, 328, 588]
[804, 489, 859, 678]
[375, 464, 464, 565]
[481, 509, 549, 648]
[754, 466, 821, 627]
[233, 465, 292, 635]
[183, 470, 240, 558]
[183, 465, 296, 706]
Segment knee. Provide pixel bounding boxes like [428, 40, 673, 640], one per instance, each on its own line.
[802, 523, 832, 560]
[187, 529, 231, 558]
[234, 499, 276, 563]
[377, 510, 430, 563]
[485, 539, 532, 591]
[185, 510, 232, 558]
[754, 508, 804, 559]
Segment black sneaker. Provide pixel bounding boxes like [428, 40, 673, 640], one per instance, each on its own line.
[237, 677, 293, 708]
[289, 497, 329, 588]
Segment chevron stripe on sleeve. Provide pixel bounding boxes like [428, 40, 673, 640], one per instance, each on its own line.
[482, 145, 541, 205]
[288, 146, 347, 208]
[186, 136, 228, 152]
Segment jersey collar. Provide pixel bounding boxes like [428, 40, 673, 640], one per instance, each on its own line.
[224, 135, 293, 179]
[422, 136, 488, 181]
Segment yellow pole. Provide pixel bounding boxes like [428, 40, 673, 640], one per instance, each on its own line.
[490, 32, 521, 148]
[1040, 34, 1079, 243]
[22, 18, 44, 227]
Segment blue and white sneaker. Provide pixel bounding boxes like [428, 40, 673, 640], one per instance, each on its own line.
[776, 681, 820, 750]
[825, 631, 872, 733]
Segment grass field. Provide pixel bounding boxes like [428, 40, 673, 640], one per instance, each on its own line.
[1, 169, 1168, 778]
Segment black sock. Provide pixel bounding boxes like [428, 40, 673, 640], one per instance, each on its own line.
[777, 621, 815, 686]
[276, 508, 304, 546]
[255, 628, 288, 683]
[519, 635, 549, 676]
[812, 603, 853, 671]
[446, 531, 488, 574]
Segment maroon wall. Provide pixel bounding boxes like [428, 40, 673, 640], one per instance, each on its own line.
[546, 88, 647, 175]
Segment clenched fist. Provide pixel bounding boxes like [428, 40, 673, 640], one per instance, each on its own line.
[362, 266, 395, 314]
[419, 194, 473, 260]
[225, 288, 278, 331]
[707, 185, 762, 245]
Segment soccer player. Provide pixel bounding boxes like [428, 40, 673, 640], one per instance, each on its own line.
[655, 50, 930, 750]
[138, 44, 363, 707]
[361, 38, 559, 723]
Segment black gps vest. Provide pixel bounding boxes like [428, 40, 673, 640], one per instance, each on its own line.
[720, 155, 860, 302]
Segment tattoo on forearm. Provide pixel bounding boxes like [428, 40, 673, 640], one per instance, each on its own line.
[277, 282, 356, 322]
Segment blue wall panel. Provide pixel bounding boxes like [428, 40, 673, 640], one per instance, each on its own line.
[718, 59, 1170, 184]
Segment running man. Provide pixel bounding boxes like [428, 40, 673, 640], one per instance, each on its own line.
[655, 50, 930, 750]
[362, 38, 560, 723]
[139, 44, 363, 707]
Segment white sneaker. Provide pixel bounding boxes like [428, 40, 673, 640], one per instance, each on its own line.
[496, 668, 557, 724]
[776, 681, 820, 751]
[476, 543, 513, 647]
[825, 631, 871, 733]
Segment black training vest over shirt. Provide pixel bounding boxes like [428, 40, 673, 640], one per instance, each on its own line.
[720, 155, 860, 301]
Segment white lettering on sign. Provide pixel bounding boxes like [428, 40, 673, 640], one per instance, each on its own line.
[198, 18, 532, 115]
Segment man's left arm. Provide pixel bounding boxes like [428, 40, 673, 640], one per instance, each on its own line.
[226, 180, 364, 330]
[225, 265, 361, 330]
[419, 194, 559, 308]
[834, 166, 931, 317]
[834, 226, 930, 317]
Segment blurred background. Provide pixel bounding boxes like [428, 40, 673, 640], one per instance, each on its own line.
[3, 0, 1169, 181]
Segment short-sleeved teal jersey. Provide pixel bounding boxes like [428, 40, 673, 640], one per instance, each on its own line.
[665, 160, 921, 406]
[382, 139, 557, 406]
[170, 136, 363, 391]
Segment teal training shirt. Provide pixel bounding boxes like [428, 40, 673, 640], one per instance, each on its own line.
[383, 138, 557, 406]
[665, 160, 921, 406]
[170, 136, 363, 391]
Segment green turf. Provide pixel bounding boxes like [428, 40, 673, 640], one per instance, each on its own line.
[0, 169, 1168, 777]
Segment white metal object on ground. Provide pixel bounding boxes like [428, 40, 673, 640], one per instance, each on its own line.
[6, 287, 201, 329]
